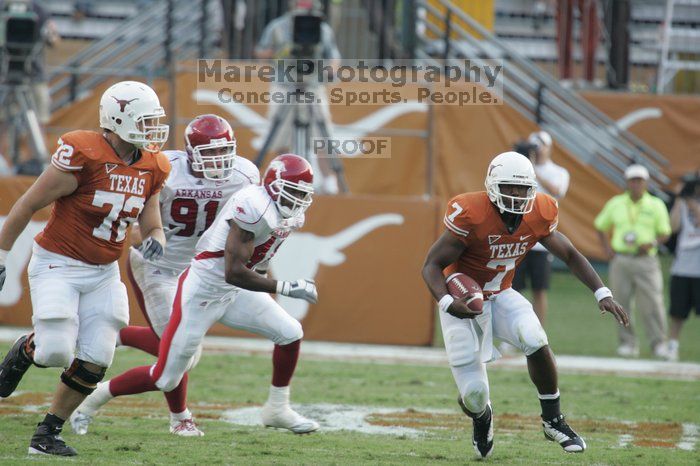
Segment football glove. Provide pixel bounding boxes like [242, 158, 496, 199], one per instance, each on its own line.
[139, 237, 164, 262]
[277, 279, 318, 304]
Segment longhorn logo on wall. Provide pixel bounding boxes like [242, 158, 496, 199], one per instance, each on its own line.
[193, 90, 427, 156]
[270, 214, 404, 320]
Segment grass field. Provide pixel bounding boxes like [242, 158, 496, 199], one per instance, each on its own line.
[0, 350, 698, 465]
[1, 268, 699, 464]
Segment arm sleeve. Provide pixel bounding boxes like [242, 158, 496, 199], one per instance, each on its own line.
[443, 196, 471, 243]
[594, 200, 613, 232]
[230, 194, 271, 237]
[151, 158, 171, 197]
[537, 194, 559, 239]
[50, 135, 86, 180]
[655, 199, 672, 236]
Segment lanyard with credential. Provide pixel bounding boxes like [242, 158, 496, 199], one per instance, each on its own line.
[626, 198, 640, 226]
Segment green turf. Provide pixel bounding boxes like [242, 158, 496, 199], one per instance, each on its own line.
[0, 350, 698, 464]
[434, 258, 700, 362]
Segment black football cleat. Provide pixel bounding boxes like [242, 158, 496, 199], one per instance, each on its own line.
[0, 334, 33, 398]
[542, 414, 586, 453]
[28, 423, 78, 456]
[459, 396, 494, 458]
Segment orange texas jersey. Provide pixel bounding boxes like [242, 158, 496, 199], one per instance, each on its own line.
[443, 191, 559, 294]
[35, 130, 171, 265]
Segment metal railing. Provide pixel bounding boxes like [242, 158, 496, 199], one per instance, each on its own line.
[48, 0, 221, 112]
[414, 0, 670, 197]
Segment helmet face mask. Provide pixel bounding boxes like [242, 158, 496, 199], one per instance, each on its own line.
[129, 112, 169, 152]
[485, 151, 538, 215]
[99, 81, 169, 153]
[185, 115, 237, 180]
[263, 155, 314, 218]
[489, 183, 536, 214]
[190, 139, 237, 180]
[268, 178, 313, 218]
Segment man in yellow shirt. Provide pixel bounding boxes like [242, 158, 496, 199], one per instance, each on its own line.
[595, 165, 672, 358]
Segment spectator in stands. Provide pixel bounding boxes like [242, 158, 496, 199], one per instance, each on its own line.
[557, 0, 599, 84]
[666, 172, 700, 361]
[513, 131, 570, 325]
[253, 0, 342, 194]
[594, 165, 672, 358]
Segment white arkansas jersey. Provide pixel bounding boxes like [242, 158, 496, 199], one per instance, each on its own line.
[191, 184, 304, 287]
[155, 150, 260, 273]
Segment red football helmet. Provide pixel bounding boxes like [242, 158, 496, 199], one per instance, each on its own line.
[263, 154, 314, 218]
[184, 114, 237, 180]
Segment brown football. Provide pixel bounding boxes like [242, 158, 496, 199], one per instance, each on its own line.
[446, 273, 484, 313]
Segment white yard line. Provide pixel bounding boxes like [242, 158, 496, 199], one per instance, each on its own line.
[1, 327, 699, 380]
[617, 433, 634, 448]
[678, 423, 699, 451]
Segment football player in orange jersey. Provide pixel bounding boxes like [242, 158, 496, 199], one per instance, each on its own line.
[0, 81, 171, 456]
[423, 151, 628, 458]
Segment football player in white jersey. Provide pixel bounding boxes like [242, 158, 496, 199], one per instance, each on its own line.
[70, 114, 258, 436]
[74, 153, 320, 437]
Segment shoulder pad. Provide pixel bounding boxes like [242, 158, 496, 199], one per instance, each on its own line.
[535, 193, 558, 222]
[233, 156, 261, 185]
[233, 186, 273, 225]
[59, 130, 109, 161]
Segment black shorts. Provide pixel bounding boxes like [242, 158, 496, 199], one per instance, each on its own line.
[512, 250, 552, 292]
[669, 275, 700, 320]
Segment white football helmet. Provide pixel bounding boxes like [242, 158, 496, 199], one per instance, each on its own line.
[485, 151, 538, 214]
[99, 81, 169, 152]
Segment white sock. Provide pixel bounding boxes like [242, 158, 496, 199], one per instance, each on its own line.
[267, 385, 290, 405]
[80, 381, 114, 416]
[668, 339, 679, 350]
[170, 408, 192, 422]
[537, 390, 560, 401]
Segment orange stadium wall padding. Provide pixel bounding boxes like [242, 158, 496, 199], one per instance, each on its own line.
[582, 91, 700, 181]
[43, 68, 700, 259]
[0, 181, 440, 346]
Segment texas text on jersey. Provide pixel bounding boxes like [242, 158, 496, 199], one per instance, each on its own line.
[192, 184, 305, 284]
[443, 191, 559, 294]
[35, 130, 170, 265]
[156, 150, 260, 273]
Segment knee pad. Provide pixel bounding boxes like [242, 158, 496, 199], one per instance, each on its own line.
[33, 319, 75, 368]
[461, 379, 489, 415]
[155, 371, 184, 393]
[60, 359, 107, 395]
[275, 319, 303, 346]
[515, 319, 549, 356]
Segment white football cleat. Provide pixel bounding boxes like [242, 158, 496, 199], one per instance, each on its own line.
[169, 418, 204, 437]
[69, 411, 93, 436]
[542, 415, 586, 453]
[261, 403, 319, 434]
